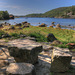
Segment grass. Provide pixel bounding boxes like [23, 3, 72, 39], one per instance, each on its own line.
[1, 26, 75, 48]
[28, 32, 47, 42]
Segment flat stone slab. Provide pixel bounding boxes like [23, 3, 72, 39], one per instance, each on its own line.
[6, 63, 36, 75]
[51, 47, 72, 72]
[7, 39, 43, 64]
[0, 47, 10, 60]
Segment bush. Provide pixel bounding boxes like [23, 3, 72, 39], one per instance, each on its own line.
[10, 33, 20, 38]
[29, 32, 47, 42]
[56, 43, 70, 48]
[0, 30, 6, 37]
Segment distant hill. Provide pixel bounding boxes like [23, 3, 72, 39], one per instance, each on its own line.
[25, 6, 75, 18]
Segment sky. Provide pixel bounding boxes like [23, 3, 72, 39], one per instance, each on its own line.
[0, 0, 75, 16]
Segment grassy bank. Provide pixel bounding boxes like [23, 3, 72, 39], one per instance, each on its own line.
[0, 26, 75, 49]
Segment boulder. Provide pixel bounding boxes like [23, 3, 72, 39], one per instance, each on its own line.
[49, 25, 53, 28]
[6, 63, 36, 75]
[56, 24, 61, 28]
[43, 45, 53, 52]
[39, 23, 47, 27]
[66, 43, 75, 49]
[7, 39, 43, 64]
[25, 36, 36, 41]
[9, 26, 15, 30]
[50, 40, 62, 46]
[15, 23, 22, 26]
[19, 34, 26, 38]
[51, 47, 72, 72]
[23, 25, 30, 28]
[47, 33, 57, 42]
[2, 34, 11, 38]
[22, 21, 28, 25]
[0, 24, 3, 28]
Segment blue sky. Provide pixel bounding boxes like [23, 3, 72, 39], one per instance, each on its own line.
[0, 0, 75, 15]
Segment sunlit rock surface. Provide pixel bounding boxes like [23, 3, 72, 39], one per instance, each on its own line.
[51, 47, 72, 72]
[6, 63, 36, 75]
[8, 39, 43, 64]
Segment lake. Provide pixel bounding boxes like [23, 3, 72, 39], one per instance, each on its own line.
[0, 17, 75, 27]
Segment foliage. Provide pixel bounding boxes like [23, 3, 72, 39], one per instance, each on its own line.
[0, 30, 6, 37]
[29, 32, 47, 42]
[10, 33, 20, 39]
[0, 11, 9, 20]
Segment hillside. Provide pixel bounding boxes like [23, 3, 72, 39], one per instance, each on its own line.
[25, 6, 75, 18]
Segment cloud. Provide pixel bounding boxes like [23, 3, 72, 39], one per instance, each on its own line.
[0, 1, 20, 9]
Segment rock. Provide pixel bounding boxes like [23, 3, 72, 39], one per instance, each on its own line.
[47, 33, 57, 42]
[66, 43, 75, 49]
[18, 27, 23, 29]
[51, 47, 72, 72]
[22, 21, 28, 25]
[9, 14, 14, 19]
[51, 22, 55, 26]
[6, 63, 36, 75]
[9, 26, 15, 30]
[7, 39, 43, 64]
[50, 40, 62, 46]
[56, 24, 61, 28]
[19, 34, 26, 38]
[23, 25, 30, 28]
[43, 45, 53, 52]
[0, 47, 10, 68]
[25, 36, 36, 41]
[0, 60, 9, 68]
[0, 47, 10, 60]
[2, 34, 11, 38]
[49, 25, 53, 27]
[15, 23, 22, 26]
[39, 23, 47, 27]
[0, 24, 3, 28]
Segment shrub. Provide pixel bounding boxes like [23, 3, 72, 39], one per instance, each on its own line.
[29, 32, 47, 42]
[10, 33, 20, 38]
[0, 30, 6, 37]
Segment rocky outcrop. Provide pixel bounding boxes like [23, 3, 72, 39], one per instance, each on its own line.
[51, 47, 72, 72]
[6, 63, 36, 75]
[47, 33, 57, 42]
[7, 39, 43, 64]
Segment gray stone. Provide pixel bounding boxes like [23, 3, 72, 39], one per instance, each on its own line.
[51, 47, 72, 72]
[39, 23, 47, 27]
[56, 24, 61, 28]
[6, 63, 36, 75]
[47, 33, 57, 42]
[8, 39, 43, 64]
[43, 45, 53, 52]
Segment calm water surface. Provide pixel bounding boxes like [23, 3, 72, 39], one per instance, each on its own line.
[0, 17, 75, 27]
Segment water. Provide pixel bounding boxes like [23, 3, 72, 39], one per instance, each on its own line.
[0, 17, 75, 27]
